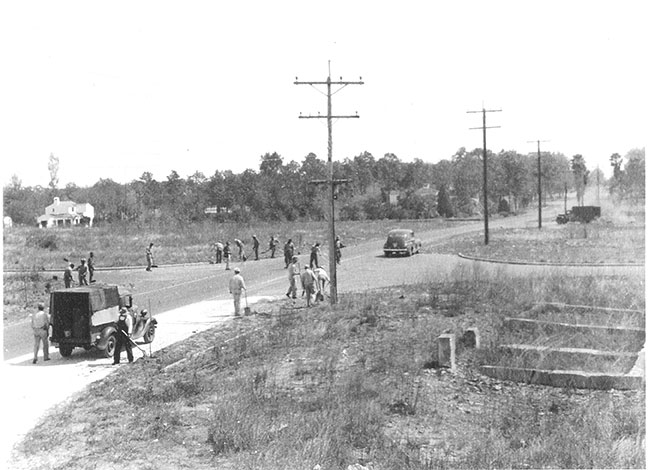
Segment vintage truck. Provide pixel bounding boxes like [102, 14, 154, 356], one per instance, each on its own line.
[556, 206, 601, 224]
[49, 284, 156, 358]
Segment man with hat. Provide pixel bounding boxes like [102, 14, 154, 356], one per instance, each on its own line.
[113, 307, 134, 365]
[29, 303, 50, 364]
[286, 255, 300, 299]
[228, 267, 246, 316]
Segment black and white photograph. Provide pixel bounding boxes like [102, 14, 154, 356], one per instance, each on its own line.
[1, 1, 645, 469]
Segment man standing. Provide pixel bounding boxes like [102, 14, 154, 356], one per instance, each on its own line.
[286, 256, 300, 299]
[300, 265, 318, 307]
[30, 303, 50, 364]
[310, 242, 321, 269]
[223, 241, 232, 270]
[234, 238, 246, 261]
[228, 267, 246, 316]
[252, 235, 260, 261]
[77, 258, 89, 286]
[335, 236, 345, 265]
[87, 252, 96, 283]
[113, 308, 134, 365]
[283, 239, 295, 269]
[215, 241, 224, 264]
[64, 262, 75, 288]
[146, 243, 154, 271]
[269, 236, 278, 258]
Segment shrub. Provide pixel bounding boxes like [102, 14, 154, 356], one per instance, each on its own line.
[26, 232, 58, 251]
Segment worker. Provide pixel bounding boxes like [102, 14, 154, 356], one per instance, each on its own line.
[286, 256, 300, 299]
[77, 258, 89, 286]
[310, 242, 321, 269]
[283, 239, 295, 269]
[63, 262, 75, 288]
[113, 307, 134, 365]
[145, 243, 154, 271]
[223, 241, 232, 270]
[252, 235, 260, 261]
[29, 303, 50, 364]
[300, 265, 318, 307]
[228, 267, 247, 316]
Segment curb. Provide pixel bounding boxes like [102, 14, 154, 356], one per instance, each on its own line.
[457, 252, 644, 268]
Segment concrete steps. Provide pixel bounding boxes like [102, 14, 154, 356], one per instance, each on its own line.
[480, 304, 645, 390]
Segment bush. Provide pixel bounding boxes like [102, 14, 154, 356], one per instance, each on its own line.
[26, 232, 58, 251]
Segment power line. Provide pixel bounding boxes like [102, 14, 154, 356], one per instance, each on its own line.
[467, 106, 501, 245]
[295, 62, 363, 304]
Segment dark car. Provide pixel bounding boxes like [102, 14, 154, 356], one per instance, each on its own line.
[49, 284, 157, 358]
[383, 229, 422, 257]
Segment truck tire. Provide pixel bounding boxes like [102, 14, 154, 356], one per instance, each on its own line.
[103, 333, 117, 358]
[59, 345, 74, 357]
[143, 325, 156, 344]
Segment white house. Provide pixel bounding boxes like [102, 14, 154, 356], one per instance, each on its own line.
[37, 197, 95, 228]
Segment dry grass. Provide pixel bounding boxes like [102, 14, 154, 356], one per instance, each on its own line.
[11, 271, 645, 470]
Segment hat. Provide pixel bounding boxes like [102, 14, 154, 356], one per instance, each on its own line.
[119, 307, 127, 314]
[292, 256, 298, 261]
[234, 267, 240, 273]
[38, 302, 45, 310]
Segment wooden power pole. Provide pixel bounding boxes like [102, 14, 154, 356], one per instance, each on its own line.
[467, 106, 501, 245]
[528, 139, 549, 229]
[295, 62, 363, 304]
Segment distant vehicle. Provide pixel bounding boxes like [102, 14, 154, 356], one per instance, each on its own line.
[383, 229, 422, 257]
[49, 285, 157, 358]
[556, 206, 601, 224]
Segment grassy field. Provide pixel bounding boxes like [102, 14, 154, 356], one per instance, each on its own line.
[5, 195, 646, 469]
[11, 271, 645, 469]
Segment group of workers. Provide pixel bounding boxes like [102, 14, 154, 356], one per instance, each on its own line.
[63, 252, 96, 287]
[28, 235, 347, 365]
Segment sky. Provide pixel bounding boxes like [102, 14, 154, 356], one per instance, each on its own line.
[0, 1, 645, 188]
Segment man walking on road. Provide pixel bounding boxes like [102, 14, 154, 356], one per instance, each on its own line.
[229, 267, 246, 316]
[286, 256, 300, 299]
[30, 303, 50, 364]
[113, 308, 134, 365]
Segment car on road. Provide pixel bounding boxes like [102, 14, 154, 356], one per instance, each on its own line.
[383, 229, 422, 257]
[49, 284, 157, 358]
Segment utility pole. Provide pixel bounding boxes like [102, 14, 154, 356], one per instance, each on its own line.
[467, 106, 501, 245]
[295, 62, 363, 304]
[527, 139, 549, 229]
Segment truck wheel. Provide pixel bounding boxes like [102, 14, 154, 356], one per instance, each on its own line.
[143, 325, 156, 344]
[103, 333, 117, 358]
[59, 345, 74, 357]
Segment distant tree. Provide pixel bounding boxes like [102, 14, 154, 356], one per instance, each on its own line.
[608, 153, 624, 198]
[570, 154, 589, 206]
[623, 148, 645, 203]
[259, 152, 283, 176]
[48, 153, 59, 189]
[437, 185, 454, 218]
[375, 153, 403, 191]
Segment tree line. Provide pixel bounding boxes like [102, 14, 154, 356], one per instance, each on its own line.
[3, 147, 644, 227]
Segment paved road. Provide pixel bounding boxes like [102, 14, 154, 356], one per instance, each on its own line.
[3, 208, 644, 466]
